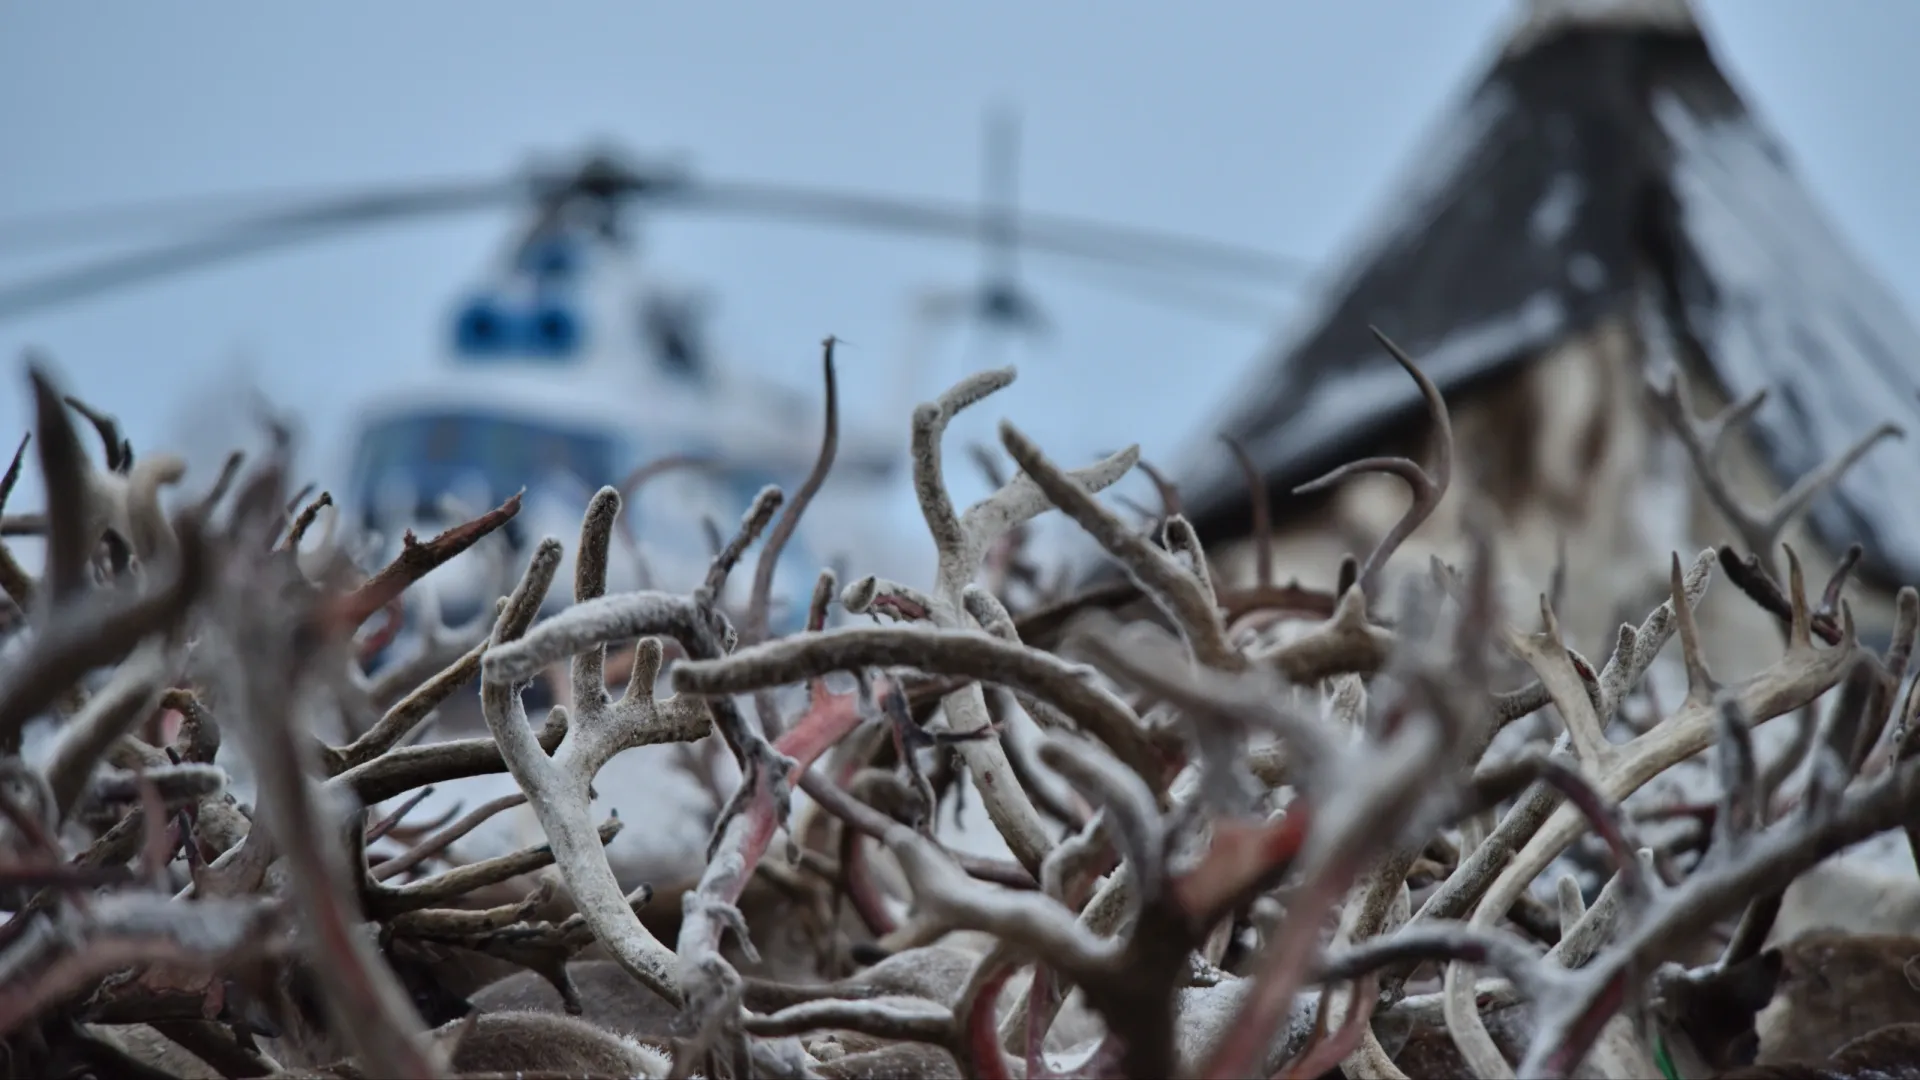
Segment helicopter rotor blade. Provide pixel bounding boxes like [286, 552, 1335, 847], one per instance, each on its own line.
[0, 179, 522, 320]
[663, 178, 1309, 286]
[971, 102, 1051, 340]
[0, 181, 514, 256]
[0, 192, 316, 256]
[1044, 256, 1286, 325]
[0, 160, 1311, 323]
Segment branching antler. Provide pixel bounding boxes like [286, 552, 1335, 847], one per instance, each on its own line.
[1293, 328, 1454, 607]
[897, 368, 1137, 873]
[1649, 367, 1901, 580]
[740, 336, 840, 739]
[7, 329, 1918, 1080]
[475, 491, 732, 1009]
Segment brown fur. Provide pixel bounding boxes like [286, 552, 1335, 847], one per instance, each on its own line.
[441, 1011, 668, 1076]
[467, 959, 682, 1044]
[1716, 1066, 1838, 1079]
[812, 1040, 962, 1079]
[1655, 949, 1785, 1072]
[77, 1023, 224, 1079]
[1719, 1023, 1920, 1078]
[1756, 933, 1920, 1064]
[464, 857, 865, 987]
[633, 867, 855, 984]
[465, 945, 981, 1048]
[1387, 1001, 1607, 1079]
[1828, 1022, 1920, 1075]
[310, 1011, 669, 1078]
[745, 944, 984, 1009]
[242, 935, 515, 1069]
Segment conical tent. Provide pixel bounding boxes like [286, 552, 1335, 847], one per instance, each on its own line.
[1169, 0, 1920, 595]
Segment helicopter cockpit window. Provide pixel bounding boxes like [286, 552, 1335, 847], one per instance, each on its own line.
[454, 298, 511, 355]
[451, 291, 585, 363]
[352, 411, 623, 531]
[528, 304, 581, 355]
[425, 417, 464, 462]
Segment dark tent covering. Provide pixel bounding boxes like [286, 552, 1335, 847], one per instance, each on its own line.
[1162, 3, 1920, 590]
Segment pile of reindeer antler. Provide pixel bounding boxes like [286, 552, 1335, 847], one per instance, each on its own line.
[2, 327, 1918, 1080]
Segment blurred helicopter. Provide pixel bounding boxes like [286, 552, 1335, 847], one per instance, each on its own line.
[0, 108, 1309, 633]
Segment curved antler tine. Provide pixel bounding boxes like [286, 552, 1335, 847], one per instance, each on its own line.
[1291, 331, 1454, 605]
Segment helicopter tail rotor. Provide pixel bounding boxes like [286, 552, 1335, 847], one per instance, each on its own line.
[971, 102, 1050, 343]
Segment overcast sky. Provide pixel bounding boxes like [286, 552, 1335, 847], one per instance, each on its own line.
[1, 1, 1915, 574]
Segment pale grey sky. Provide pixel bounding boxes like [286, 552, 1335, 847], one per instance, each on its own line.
[0, 2, 1914, 553]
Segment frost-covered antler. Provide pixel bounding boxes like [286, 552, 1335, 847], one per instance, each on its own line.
[475, 488, 764, 1005]
[1438, 551, 1856, 1075]
[893, 367, 1137, 873]
[1649, 367, 1901, 581]
[1293, 328, 1454, 610]
[13, 321, 1920, 1080]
